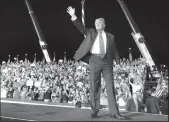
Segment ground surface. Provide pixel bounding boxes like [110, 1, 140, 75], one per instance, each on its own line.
[1, 98, 168, 121]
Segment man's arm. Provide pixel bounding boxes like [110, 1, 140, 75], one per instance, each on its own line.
[111, 36, 120, 64]
[67, 6, 88, 35]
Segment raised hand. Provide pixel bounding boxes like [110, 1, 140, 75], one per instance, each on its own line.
[67, 6, 75, 17]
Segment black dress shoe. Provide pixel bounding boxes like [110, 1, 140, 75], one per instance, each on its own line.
[110, 114, 126, 120]
[91, 113, 97, 118]
[91, 111, 99, 118]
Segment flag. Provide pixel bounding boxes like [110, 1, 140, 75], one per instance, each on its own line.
[17, 54, 19, 64]
[81, 0, 86, 38]
[33, 53, 36, 63]
[64, 52, 67, 63]
[81, 0, 85, 26]
[154, 84, 163, 98]
[159, 71, 163, 84]
[129, 48, 132, 62]
[42, 56, 45, 63]
[53, 52, 56, 63]
[25, 54, 28, 63]
[7, 55, 11, 64]
[154, 72, 165, 98]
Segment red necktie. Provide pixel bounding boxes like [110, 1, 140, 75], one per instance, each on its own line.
[99, 32, 105, 58]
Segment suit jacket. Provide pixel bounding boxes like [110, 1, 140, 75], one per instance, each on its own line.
[126, 98, 142, 112]
[145, 96, 161, 114]
[72, 19, 120, 66]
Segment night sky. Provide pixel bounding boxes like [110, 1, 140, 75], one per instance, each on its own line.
[0, 0, 168, 66]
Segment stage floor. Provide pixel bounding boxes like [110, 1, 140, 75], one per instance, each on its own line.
[1, 99, 168, 121]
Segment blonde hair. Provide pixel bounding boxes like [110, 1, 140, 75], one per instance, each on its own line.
[95, 18, 105, 24]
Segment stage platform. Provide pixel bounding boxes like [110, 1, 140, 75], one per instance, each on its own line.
[0, 98, 168, 121]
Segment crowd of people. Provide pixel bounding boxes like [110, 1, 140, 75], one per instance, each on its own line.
[0, 55, 168, 114]
[0, 56, 146, 103]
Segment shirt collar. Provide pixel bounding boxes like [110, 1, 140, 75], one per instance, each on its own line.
[98, 30, 105, 34]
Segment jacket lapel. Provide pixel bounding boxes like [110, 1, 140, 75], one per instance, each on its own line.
[106, 33, 111, 53]
[92, 30, 98, 43]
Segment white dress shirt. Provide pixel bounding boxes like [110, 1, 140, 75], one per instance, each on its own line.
[90, 31, 107, 54]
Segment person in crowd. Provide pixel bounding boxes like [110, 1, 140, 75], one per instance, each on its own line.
[126, 92, 142, 112]
[32, 87, 39, 101]
[61, 90, 69, 103]
[160, 95, 168, 115]
[20, 86, 28, 100]
[51, 88, 58, 103]
[38, 89, 45, 101]
[13, 87, 21, 99]
[26, 87, 33, 100]
[75, 100, 82, 108]
[81, 87, 88, 104]
[7, 85, 14, 99]
[117, 94, 126, 107]
[129, 77, 142, 95]
[56, 85, 62, 103]
[145, 90, 162, 114]
[44, 88, 52, 102]
[67, 87, 75, 104]
[1, 85, 8, 98]
[73, 88, 81, 105]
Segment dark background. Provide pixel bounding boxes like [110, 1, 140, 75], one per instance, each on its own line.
[0, 0, 168, 67]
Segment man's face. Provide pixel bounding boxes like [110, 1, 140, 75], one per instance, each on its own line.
[95, 18, 105, 31]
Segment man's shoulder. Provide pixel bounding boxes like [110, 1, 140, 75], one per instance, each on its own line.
[152, 96, 159, 100]
[147, 96, 156, 100]
[106, 32, 114, 38]
[86, 28, 97, 35]
[127, 98, 133, 102]
[106, 32, 114, 36]
[89, 28, 96, 32]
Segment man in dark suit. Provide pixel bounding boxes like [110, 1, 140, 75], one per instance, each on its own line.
[145, 90, 162, 114]
[126, 92, 142, 112]
[67, 6, 126, 120]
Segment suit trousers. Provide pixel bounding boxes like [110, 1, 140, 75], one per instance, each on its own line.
[89, 54, 119, 115]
